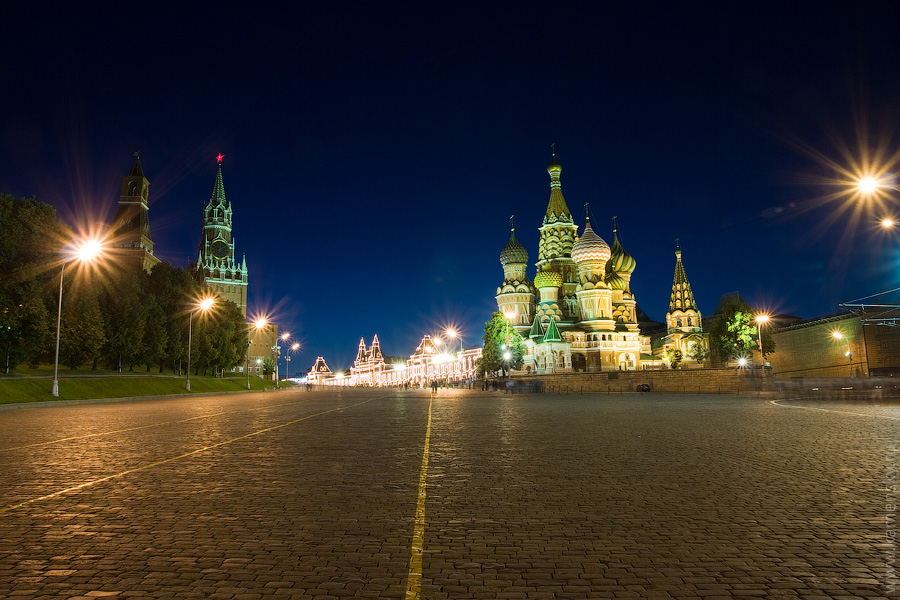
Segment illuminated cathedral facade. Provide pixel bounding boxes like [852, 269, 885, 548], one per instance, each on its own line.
[496, 152, 706, 374]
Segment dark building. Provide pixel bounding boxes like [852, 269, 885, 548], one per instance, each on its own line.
[110, 153, 160, 274]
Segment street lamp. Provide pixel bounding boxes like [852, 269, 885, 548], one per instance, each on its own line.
[274, 331, 291, 388]
[51, 238, 104, 397]
[755, 314, 769, 377]
[286, 342, 299, 379]
[832, 330, 853, 377]
[186, 297, 215, 391]
[248, 317, 267, 389]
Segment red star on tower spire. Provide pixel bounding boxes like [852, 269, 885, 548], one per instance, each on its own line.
[216, 153, 224, 163]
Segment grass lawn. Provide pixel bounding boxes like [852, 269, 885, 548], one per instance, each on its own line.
[0, 367, 292, 405]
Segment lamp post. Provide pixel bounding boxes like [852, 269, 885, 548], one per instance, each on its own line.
[285, 342, 299, 379]
[186, 297, 215, 392]
[51, 239, 103, 397]
[275, 332, 290, 388]
[832, 330, 853, 377]
[446, 328, 461, 382]
[755, 314, 769, 378]
[503, 311, 516, 377]
[248, 317, 267, 389]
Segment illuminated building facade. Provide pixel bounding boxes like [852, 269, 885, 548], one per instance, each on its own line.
[307, 356, 333, 384]
[655, 241, 709, 364]
[196, 155, 249, 317]
[324, 334, 482, 387]
[496, 152, 643, 373]
[111, 153, 161, 274]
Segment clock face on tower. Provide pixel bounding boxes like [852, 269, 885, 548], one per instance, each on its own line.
[210, 239, 229, 259]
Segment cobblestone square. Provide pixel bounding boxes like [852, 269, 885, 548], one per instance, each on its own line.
[0, 389, 897, 599]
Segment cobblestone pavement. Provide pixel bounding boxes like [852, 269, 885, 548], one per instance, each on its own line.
[0, 389, 897, 599]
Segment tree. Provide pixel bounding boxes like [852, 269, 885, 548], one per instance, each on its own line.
[262, 357, 276, 377]
[478, 311, 526, 377]
[687, 342, 709, 364]
[709, 300, 775, 363]
[664, 348, 683, 368]
[194, 300, 248, 374]
[59, 283, 105, 369]
[0, 194, 70, 370]
[143, 263, 203, 373]
[100, 271, 147, 372]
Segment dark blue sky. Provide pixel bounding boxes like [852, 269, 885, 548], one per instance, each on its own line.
[5, 3, 900, 371]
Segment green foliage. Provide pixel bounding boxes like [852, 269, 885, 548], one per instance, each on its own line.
[0, 194, 70, 370]
[194, 300, 249, 374]
[101, 271, 147, 372]
[262, 356, 276, 376]
[478, 311, 526, 376]
[59, 283, 105, 369]
[687, 342, 709, 363]
[709, 300, 776, 363]
[664, 348, 683, 368]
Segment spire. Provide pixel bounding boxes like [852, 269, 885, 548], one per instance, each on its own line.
[210, 153, 228, 207]
[529, 316, 546, 339]
[542, 317, 563, 343]
[544, 146, 572, 223]
[129, 151, 144, 177]
[669, 239, 698, 313]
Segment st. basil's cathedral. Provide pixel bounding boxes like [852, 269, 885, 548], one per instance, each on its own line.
[496, 152, 708, 374]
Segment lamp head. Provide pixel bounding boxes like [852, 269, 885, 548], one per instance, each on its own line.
[858, 176, 879, 194]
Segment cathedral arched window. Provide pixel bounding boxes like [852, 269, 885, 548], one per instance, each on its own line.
[677, 318, 682, 327]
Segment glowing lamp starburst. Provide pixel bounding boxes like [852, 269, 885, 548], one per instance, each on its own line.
[858, 177, 879, 194]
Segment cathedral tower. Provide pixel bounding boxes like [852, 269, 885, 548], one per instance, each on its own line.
[197, 154, 249, 316]
[660, 239, 708, 364]
[536, 149, 578, 318]
[667, 240, 701, 333]
[111, 152, 161, 274]
[495, 219, 535, 334]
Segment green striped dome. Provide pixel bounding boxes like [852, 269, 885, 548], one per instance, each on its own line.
[606, 269, 626, 290]
[609, 229, 636, 274]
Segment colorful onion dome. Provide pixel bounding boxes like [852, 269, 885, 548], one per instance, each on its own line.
[499, 228, 528, 265]
[608, 223, 636, 274]
[534, 268, 563, 289]
[571, 218, 611, 263]
[606, 269, 627, 290]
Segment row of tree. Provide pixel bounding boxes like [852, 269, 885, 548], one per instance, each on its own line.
[1, 194, 249, 374]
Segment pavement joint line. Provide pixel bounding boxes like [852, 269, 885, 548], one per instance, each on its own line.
[0, 397, 378, 516]
[405, 394, 433, 600]
[0, 398, 309, 452]
[770, 398, 900, 420]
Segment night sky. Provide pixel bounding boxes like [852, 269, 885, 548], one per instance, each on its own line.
[5, 3, 900, 372]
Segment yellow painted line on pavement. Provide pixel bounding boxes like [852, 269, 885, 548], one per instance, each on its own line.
[770, 399, 900, 420]
[405, 395, 433, 600]
[0, 398, 376, 515]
